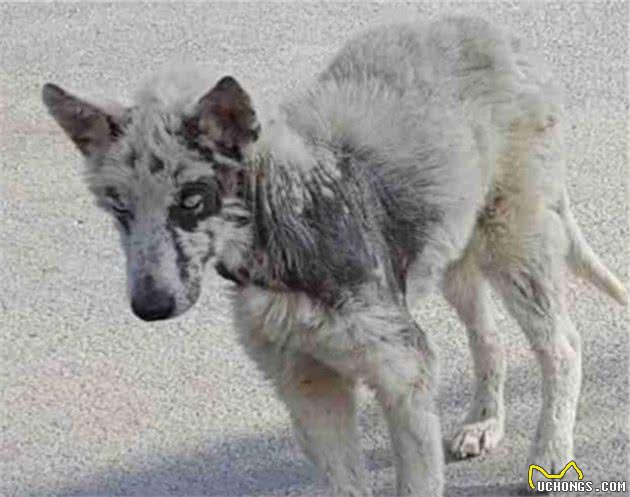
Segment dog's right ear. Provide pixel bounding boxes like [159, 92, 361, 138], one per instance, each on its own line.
[185, 76, 260, 159]
[42, 83, 124, 158]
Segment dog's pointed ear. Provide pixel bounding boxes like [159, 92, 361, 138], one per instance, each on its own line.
[188, 76, 260, 158]
[42, 83, 124, 157]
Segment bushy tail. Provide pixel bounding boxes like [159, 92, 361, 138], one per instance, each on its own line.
[560, 188, 627, 305]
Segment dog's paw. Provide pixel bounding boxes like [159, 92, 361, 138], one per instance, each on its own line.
[450, 417, 504, 459]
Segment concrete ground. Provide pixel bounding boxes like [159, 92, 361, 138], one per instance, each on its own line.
[1, 2, 627, 497]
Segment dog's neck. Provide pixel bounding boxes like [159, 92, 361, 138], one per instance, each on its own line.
[249, 118, 322, 282]
[217, 113, 352, 305]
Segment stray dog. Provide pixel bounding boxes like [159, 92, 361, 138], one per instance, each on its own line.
[43, 15, 626, 497]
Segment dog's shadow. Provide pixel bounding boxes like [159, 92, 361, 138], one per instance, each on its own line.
[37, 434, 317, 497]
[30, 375, 533, 497]
[33, 432, 525, 497]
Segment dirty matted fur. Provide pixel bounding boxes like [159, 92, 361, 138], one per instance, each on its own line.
[43, 15, 627, 497]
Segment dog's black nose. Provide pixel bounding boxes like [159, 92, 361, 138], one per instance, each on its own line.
[131, 291, 176, 321]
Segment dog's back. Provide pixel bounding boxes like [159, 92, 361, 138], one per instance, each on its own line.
[278, 16, 565, 298]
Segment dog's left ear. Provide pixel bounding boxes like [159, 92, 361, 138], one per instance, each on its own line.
[42, 83, 124, 158]
[188, 76, 260, 158]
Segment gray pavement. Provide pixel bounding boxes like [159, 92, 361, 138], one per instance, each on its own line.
[0, 2, 627, 497]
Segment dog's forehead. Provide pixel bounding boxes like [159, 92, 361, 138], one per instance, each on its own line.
[90, 107, 216, 196]
[123, 107, 191, 172]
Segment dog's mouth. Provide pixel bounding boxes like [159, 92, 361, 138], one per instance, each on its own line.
[214, 261, 250, 286]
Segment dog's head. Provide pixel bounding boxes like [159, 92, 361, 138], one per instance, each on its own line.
[42, 73, 259, 320]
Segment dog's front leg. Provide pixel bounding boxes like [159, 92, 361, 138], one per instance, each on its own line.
[372, 320, 443, 497]
[276, 352, 372, 497]
[312, 303, 445, 497]
[233, 289, 372, 496]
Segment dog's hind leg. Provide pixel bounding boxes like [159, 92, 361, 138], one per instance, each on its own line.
[483, 205, 581, 479]
[276, 353, 372, 497]
[443, 257, 506, 459]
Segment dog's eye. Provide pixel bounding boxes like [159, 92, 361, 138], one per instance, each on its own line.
[181, 193, 203, 210]
[102, 187, 130, 216]
[104, 198, 130, 216]
[111, 204, 129, 215]
[109, 203, 131, 217]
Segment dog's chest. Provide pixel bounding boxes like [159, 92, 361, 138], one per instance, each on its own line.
[232, 285, 333, 350]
